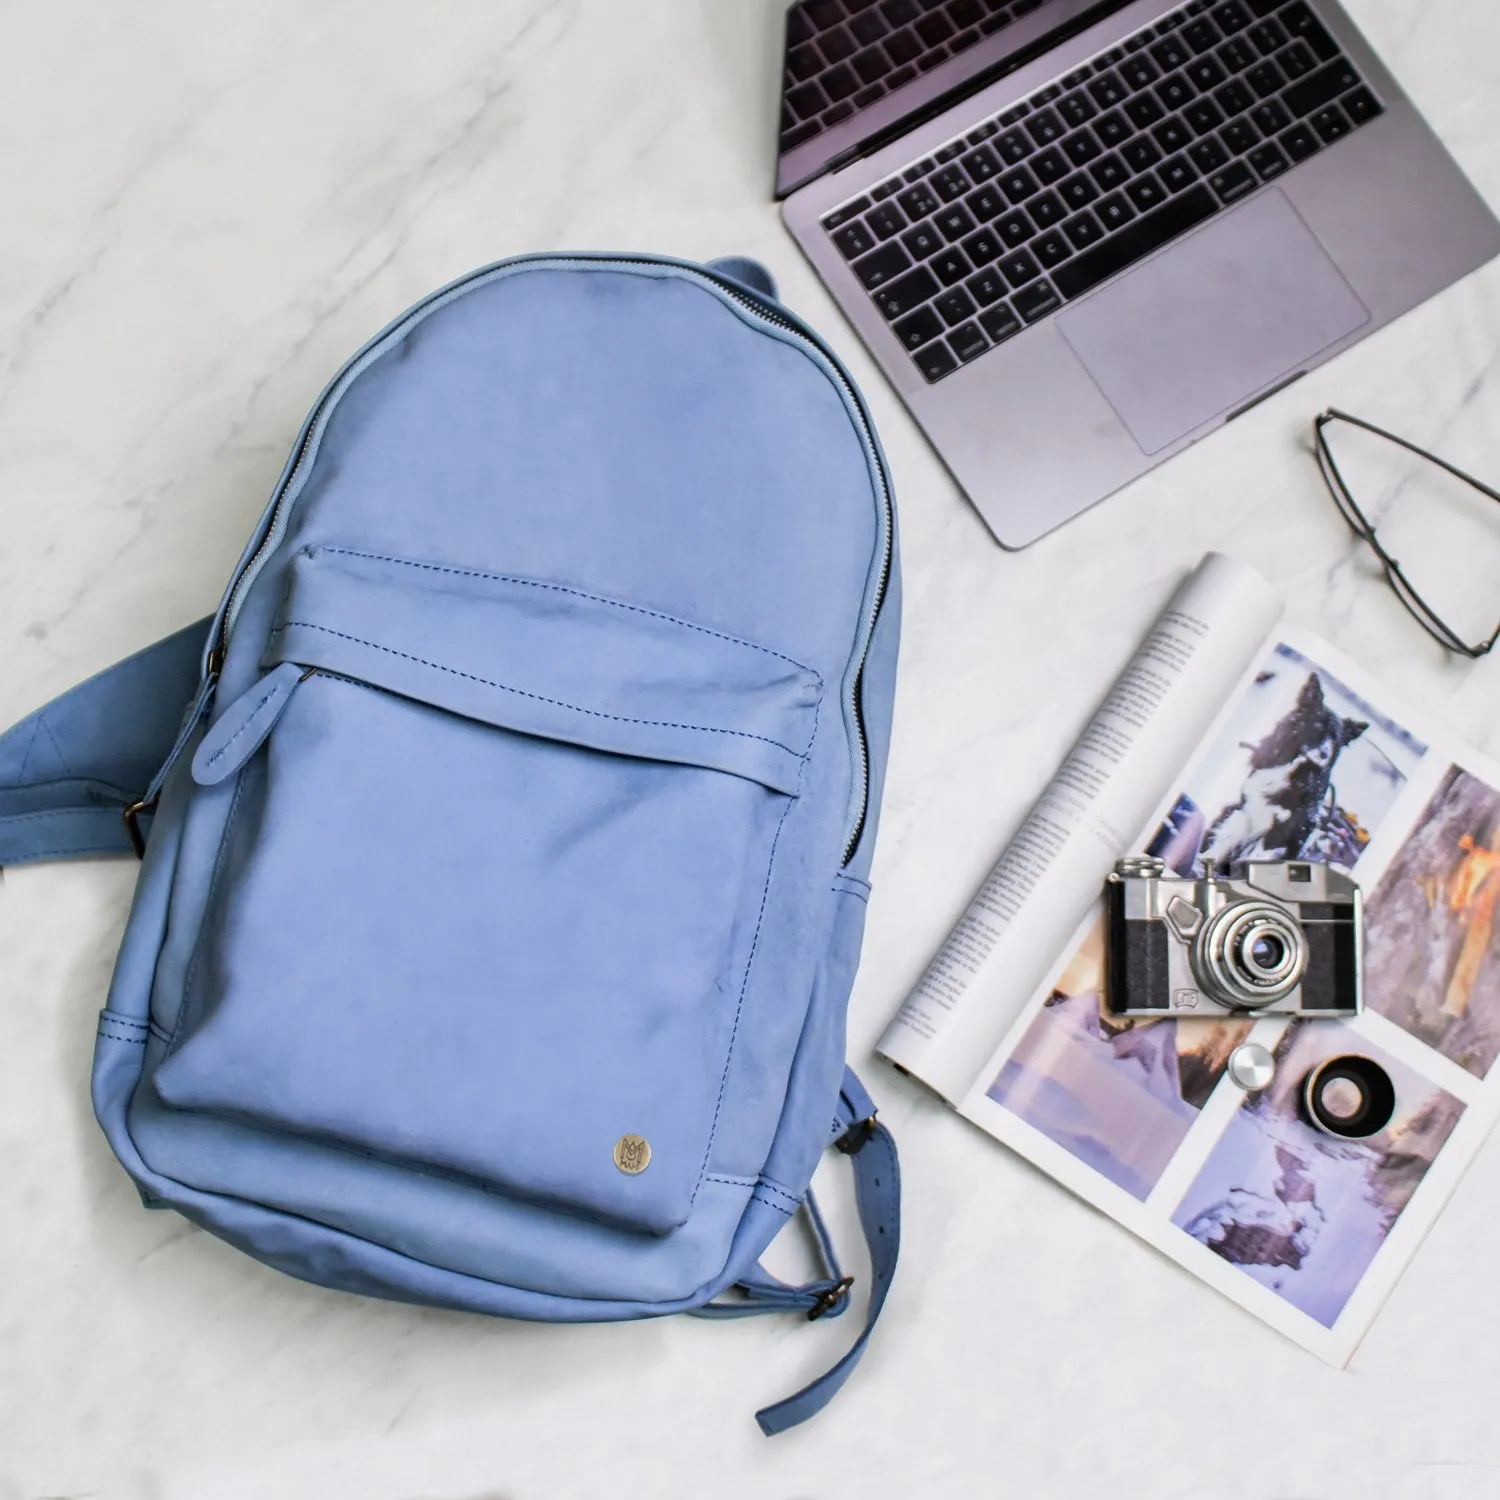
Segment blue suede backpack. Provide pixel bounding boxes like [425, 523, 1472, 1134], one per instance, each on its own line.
[0, 253, 900, 1434]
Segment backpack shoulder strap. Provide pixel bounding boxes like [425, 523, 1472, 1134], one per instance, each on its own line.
[754, 1066, 901, 1436]
[0, 618, 213, 865]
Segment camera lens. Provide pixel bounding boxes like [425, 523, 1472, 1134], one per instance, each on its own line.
[1303, 1055, 1397, 1140]
[1194, 900, 1307, 1008]
[1250, 932, 1287, 971]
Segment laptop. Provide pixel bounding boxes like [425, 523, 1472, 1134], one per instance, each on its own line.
[778, 0, 1500, 548]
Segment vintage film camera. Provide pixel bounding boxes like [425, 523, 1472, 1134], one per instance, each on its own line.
[1105, 856, 1395, 1137]
[1105, 857, 1362, 1020]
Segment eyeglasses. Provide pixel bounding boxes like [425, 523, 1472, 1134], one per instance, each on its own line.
[1314, 408, 1500, 659]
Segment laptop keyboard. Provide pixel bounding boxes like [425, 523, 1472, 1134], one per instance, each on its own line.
[819, 0, 1384, 382]
[783, 0, 1032, 156]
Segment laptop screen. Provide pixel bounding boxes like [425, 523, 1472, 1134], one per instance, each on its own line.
[776, 0, 1139, 197]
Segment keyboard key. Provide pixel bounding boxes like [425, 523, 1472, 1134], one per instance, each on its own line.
[1187, 57, 1226, 91]
[1095, 110, 1131, 148]
[1211, 1, 1251, 33]
[1150, 35, 1190, 71]
[1125, 92, 1167, 130]
[948, 321, 990, 363]
[933, 164, 973, 201]
[1159, 153, 1197, 192]
[1063, 128, 1103, 167]
[936, 286, 979, 325]
[1053, 184, 1217, 299]
[901, 221, 945, 259]
[962, 226, 1003, 264]
[886, 29, 922, 65]
[1282, 56, 1362, 118]
[805, 0, 843, 28]
[961, 145, 1003, 182]
[1030, 190, 1066, 228]
[1221, 117, 1259, 154]
[1184, 98, 1226, 134]
[1276, 41, 1316, 82]
[1182, 18, 1222, 53]
[1248, 19, 1288, 55]
[787, 81, 828, 120]
[1013, 279, 1062, 322]
[833, 220, 877, 259]
[1059, 171, 1100, 209]
[1063, 210, 1105, 250]
[1217, 36, 1257, 73]
[1311, 103, 1351, 142]
[1280, 2, 1340, 61]
[867, 201, 907, 238]
[996, 128, 1035, 164]
[1059, 90, 1098, 126]
[1032, 147, 1070, 184]
[1208, 160, 1256, 201]
[822, 197, 871, 230]
[979, 302, 1023, 344]
[1087, 73, 1128, 110]
[966, 264, 1009, 305]
[1215, 78, 1256, 116]
[893, 304, 944, 350]
[820, 27, 856, 64]
[1190, 136, 1230, 172]
[915, 11, 956, 46]
[1126, 173, 1168, 212]
[1249, 141, 1290, 178]
[899, 182, 940, 218]
[931, 247, 974, 284]
[1122, 136, 1163, 172]
[1091, 153, 1129, 191]
[1280, 122, 1321, 160]
[915, 340, 959, 381]
[1156, 73, 1195, 111]
[880, 0, 920, 22]
[1342, 87, 1383, 124]
[851, 11, 889, 46]
[872, 265, 939, 318]
[1119, 55, 1160, 90]
[1154, 116, 1194, 152]
[1033, 229, 1071, 267]
[965, 183, 1008, 220]
[936, 204, 978, 240]
[823, 102, 855, 126]
[1095, 192, 1135, 231]
[994, 209, 1035, 246]
[1246, 60, 1285, 98]
[822, 63, 861, 101]
[1026, 108, 1066, 146]
[1250, 98, 1291, 135]
[999, 248, 1042, 287]
[1000, 166, 1041, 202]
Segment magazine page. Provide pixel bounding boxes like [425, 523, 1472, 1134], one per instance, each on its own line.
[878, 552, 1282, 1102]
[957, 627, 1500, 1365]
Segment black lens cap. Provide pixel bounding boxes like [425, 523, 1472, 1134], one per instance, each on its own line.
[1302, 1054, 1397, 1140]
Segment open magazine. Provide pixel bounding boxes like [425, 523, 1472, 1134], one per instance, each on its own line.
[880, 553, 1500, 1364]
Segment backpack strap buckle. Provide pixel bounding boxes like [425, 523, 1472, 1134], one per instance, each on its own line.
[835, 1113, 878, 1155]
[122, 796, 158, 860]
[806, 1274, 854, 1321]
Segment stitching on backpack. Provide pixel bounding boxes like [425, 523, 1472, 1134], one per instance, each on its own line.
[692, 770, 800, 1206]
[172, 774, 248, 1054]
[198, 677, 290, 770]
[275, 622, 815, 760]
[37, 714, 70, 775]
[98, 1022, 147, 1045]
[751, 1181, 802, 1211]
[312, 548, 823, 683]
[1, 807, 115, 823]
[751, 1189, 797, 1219]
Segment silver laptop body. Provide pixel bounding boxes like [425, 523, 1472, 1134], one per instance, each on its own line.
[779, 0, 1500, 548]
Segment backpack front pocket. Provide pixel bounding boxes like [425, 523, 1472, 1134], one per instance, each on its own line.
[153, 547, 823, 1235]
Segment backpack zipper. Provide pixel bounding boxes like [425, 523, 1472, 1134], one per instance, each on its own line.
[211, 255, 892, 867]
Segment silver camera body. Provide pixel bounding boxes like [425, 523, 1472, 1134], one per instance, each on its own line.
[1105, 857, 1362, 1019]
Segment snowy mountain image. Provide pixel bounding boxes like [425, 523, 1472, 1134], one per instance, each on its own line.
[1172, 1022, 1462, 1327]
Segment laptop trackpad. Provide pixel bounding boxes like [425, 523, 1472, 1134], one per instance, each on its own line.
[1058, 189, 1369, 455]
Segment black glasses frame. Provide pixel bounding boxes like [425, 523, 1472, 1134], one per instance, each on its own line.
[1314, 408, 1500, 659]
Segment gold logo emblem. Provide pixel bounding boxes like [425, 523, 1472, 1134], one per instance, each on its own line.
[613, 1134, 651, 1175]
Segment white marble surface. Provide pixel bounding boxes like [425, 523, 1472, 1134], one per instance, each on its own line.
[4, 2, 1500, 1495]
